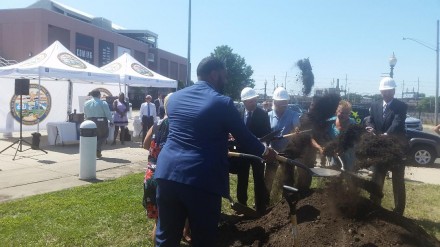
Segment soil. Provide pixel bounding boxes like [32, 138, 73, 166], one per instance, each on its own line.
[216, 178, 440, 247]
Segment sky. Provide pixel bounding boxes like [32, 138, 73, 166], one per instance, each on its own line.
[2, 0, 440, 97]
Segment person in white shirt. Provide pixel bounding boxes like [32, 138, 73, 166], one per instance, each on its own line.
[140, 95, 157, 142]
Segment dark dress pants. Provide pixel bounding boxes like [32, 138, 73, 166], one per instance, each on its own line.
[87, 117, 109, 152]
[230, 157, 269, 214]
[156, 179, 222, 247]
[370, 163, 406, 215]
[142, 116, 154, 141]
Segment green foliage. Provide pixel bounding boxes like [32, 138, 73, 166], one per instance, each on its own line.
[417, 97, 436, 113]
[0, 172, 439, 245]
[211, 45, 255, 100]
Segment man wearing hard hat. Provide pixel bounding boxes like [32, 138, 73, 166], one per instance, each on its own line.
[366, 77, 407, 215]
[265, 87, 300, 197]
[229, 87, 271, 214]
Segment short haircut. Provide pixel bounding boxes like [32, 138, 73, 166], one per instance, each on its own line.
[338, 100, 352, 112]
[196, 56, 225, 78]
[90, 90, 101, 97]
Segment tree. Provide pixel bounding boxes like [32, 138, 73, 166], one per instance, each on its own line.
[417, 97, 435, 113]
[211, 45, 254, 100]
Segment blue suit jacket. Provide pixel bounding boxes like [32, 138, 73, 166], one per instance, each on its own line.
[155, 82, 265, 197]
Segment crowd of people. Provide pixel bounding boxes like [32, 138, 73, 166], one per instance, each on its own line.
[84, 56, 413, 246]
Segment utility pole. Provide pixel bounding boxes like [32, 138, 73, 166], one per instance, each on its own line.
[186, 0, 191, 87]
[284, 72, 287, 90]
[417, 77, 419, 107]
[345, 74, 348, 97]
[273, 76, 276, 91]
[402, 80, 404, 99]
[264, 80, 267, 100]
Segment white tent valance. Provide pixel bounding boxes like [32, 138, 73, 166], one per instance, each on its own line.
[0, 40, 120, 84]
[101, 53, 177, 88]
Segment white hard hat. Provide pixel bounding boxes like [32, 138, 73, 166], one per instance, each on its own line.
[379, 77, 397, 90]
[272, 87, 290, 101]
[240, 87, 258, 101]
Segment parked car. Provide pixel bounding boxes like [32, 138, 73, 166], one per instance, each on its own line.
[406, 128, 440, 166]
[405, 114, 423, 131]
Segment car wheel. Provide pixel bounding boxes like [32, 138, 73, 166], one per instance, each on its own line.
[410, 145, 436, 166]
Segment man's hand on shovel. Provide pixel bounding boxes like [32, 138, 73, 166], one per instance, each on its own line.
[262, 146, 277, 163]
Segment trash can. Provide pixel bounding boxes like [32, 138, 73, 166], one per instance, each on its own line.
[31, 132, 41, 150]
[79, 120, 97, 180]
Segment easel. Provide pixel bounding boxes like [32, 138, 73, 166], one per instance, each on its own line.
[0, 79, 47, 160]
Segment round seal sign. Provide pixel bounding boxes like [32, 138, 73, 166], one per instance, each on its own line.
[131, 63, 153, 77]
[9, 84, 52, 125]
[58, 52, 87, 69]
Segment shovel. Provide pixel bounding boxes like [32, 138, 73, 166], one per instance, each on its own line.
[227, 196, 260, 218]
[258, 129, 312, 143]
[228, 152, 341, 177]
[283, 185, 300, 245]
[275, 155, 341, 177]
[335, 156, 384, 199]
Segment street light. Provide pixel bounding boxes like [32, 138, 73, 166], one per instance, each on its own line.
[389, 52, 397, 78]
[403, 20, 439, 125]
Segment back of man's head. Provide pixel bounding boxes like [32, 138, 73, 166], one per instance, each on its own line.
[197, 56, 225, 79]
[90, 90, 101, 98]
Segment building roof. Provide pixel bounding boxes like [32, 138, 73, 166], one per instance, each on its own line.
[27, 0, 158, 47]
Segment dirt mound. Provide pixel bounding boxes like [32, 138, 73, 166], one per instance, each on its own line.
[217, 180, 440, 247]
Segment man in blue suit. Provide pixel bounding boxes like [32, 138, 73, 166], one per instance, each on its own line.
[154, 56, 276, 246]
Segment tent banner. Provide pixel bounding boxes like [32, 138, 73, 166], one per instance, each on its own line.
[0, 78, 121, 133]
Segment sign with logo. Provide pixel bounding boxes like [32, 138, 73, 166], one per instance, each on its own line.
[9, 84, 52, 125]
[131, 63, 153, 77]
[58, 52, 87, 69]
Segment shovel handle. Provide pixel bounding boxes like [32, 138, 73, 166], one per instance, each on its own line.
[276, 155, 313, 176]
[282, 129, 312, 138]
[228, 152, 264, 163]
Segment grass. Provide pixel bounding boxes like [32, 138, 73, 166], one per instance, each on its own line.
[0, 171, 439, 246]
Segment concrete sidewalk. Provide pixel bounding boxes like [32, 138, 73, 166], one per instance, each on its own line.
[0, 129, 146, 203]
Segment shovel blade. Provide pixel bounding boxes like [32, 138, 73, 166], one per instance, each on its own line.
[231, 202, 260, 218]
[310, 167, 341, 177]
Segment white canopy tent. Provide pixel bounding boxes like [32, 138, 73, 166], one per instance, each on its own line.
[101, 53, 177, 89]
[0, 41, 121, 133]
[0, 40, 120, 84]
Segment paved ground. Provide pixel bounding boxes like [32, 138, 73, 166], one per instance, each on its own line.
[0, 121, 439, 204]
[0, 128, 147, 203]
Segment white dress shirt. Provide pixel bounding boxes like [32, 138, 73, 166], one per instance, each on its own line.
[140, 102, 157, 122]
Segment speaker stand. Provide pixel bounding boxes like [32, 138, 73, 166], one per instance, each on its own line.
[0, 94, 47, 160]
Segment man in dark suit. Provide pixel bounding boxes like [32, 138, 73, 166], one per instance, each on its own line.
[154, 93, 164, 113]
[229, 87, 271, 215]
[366, 77, 407, 215]
[154, 56, 276, 246]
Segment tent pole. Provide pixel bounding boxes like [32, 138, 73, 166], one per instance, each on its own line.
[37, 76, 41, 133]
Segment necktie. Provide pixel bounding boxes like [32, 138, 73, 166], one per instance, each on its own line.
[147, 104, 150, 117]
[383, 103, 388, 118]
[246, 111, 252, 128]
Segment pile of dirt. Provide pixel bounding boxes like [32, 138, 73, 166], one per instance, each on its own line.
[216, 179, 440, 247]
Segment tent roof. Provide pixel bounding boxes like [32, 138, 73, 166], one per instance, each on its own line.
[101, 53, 177, 88]
[0, 40, 120, 84]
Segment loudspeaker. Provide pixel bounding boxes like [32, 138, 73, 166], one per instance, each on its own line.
[15, 79, 30, 95]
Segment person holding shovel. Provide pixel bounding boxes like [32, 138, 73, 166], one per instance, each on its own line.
[264, 87, 300, 199]
[366, 77, 407, 215]
[229, 87, 271, 215]
[154, 56, 277, 246]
